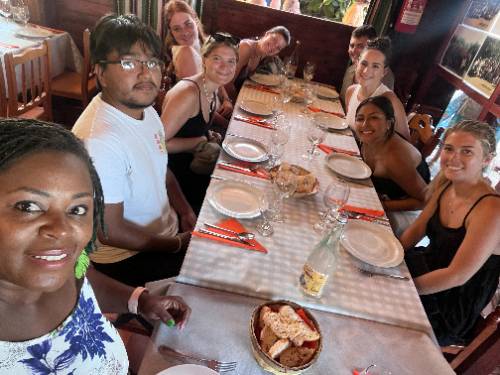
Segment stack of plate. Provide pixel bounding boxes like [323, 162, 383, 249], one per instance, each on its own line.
[239, 100, 274, 116]
[313, 113, 347, 131]
[325, 154, 371, 180]
[208, 181, 262, 219]
[315, 86, 339, 100]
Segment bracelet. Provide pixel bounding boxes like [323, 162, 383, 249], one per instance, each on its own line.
[128, 287, 147, 315]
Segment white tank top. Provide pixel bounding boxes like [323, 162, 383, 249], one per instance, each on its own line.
[345, 83, 391, 129]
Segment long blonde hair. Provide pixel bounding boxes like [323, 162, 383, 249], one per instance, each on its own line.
[427, 120, 497, 199]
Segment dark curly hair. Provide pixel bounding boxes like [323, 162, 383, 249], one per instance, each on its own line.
[356, 95, 396, 138]
[365, 37, 392, 67]
[0, 118, 105, 253]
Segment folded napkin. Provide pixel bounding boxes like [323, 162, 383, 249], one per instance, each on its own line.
[192, 218, 267, 253]
[307, 106, 344, 118]
[343, 205, 384, 217]
[318, 144, 360, 157]
[0, 41, 20, 49]
[217, 163, 270, 179]
[245, 83, 280, 95]
[234, 115, 275, 130]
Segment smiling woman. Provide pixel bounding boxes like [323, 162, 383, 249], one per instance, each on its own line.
[0, 119, 191, 374]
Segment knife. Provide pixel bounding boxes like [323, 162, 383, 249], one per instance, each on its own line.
[360, 268, 410, 280]
[198, 228, 255, 247]
[218, 161, 253, 173]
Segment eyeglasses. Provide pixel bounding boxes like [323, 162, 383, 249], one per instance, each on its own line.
[209, 32, 240, 46]
[98, 58, 164, 72]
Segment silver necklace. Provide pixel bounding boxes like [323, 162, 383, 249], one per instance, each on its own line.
[201, 75, 215, 112]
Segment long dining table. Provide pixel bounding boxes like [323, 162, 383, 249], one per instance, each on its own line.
[138, 80, 454, 374]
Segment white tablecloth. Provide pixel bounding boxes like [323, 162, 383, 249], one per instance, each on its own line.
[138, 283, 453, 375]
[177, 82, 434, 338]
[0, 19, 82, 90]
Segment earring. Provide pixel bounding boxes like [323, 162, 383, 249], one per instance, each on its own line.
[74, 249, 90, 279]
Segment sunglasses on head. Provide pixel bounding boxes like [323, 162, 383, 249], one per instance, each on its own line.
[210, 32, 240, 45]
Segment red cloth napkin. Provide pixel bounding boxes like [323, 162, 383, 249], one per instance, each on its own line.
[307, 106, 344, 118]
[0, 41, 20, 49]
[216, 163, 270, 179]
[234, 115, 275, 130]
[342, 205, 384, 217]
[192, 218, 267, 253]
[318, 144, 360, 156]
[245, 84, 280, 95]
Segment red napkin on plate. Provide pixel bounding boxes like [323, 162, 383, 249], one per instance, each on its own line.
[318, 144, 360, 157]
[216, 163, 270, 179]
[246, 83, 280, 95]
[234, 115, 275, 130]
[342, 205, 384, 217]
[307, 106, 344, 118]
[192, 218, 267, 253]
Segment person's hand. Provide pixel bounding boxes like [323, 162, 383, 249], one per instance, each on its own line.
[139, 293, 191, 329]
[207, 130, 222, 144]
[217, 99, 233, 118]
[179, 207, 197, 232]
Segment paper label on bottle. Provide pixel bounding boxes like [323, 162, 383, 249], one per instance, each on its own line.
[299, 263, 328, 297]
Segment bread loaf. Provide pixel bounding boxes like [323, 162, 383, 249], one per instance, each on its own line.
[268, 338, 291, 359]
[260, 324, 279, 353]
[279, 347, 315, 367]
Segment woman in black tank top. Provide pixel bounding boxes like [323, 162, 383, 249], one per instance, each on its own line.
[400, 120, 500, 345]
[160, 35, 239, 214]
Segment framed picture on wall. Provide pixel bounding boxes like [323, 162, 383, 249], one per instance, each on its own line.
[440, 25, 486, 78]
[463, 0, 500, 31]
[464, 35, 500, 97]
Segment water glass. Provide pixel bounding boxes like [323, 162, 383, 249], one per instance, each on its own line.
[0, 0, 11, 18]
[257, 190, 281, 236]
[267, 141, 284, 169]
[313, 178, 350, 233]
[302, 122, 326, 161]
[303, 61, 316, 82]
[12, 3, 28, 26]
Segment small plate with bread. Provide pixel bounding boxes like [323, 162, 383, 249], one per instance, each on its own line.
[269, 163, 319, 197]
[250, 300, 322, 374]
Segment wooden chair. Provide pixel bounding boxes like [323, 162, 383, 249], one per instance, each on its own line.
[0, 59, 6, 117]
[4, 40, 52, 120]
[442, 305, 500, 371]
[51, 29, 97, 107]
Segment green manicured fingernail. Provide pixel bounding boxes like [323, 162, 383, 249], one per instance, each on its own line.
[166, 319, 175, 327]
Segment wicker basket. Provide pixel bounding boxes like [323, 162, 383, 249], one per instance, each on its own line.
[249, 300, 322, 374]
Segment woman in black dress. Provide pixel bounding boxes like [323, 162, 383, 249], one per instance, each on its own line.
[400, 120, 500, 345]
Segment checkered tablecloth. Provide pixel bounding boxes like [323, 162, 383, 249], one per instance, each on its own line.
[178, 81, 434, 338]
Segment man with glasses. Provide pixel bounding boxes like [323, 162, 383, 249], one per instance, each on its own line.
[73, 14, 196, 287]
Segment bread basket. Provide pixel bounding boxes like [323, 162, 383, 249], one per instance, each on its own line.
[249, 300, 322, 374]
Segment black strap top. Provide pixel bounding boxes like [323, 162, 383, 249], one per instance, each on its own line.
[174, 78, 216, 138]
[422, 184, 500, 344]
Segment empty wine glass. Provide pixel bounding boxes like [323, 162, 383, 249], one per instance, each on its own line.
[313, 178, 350, 233]
[272, 118, 291, 146]
[257, 190, 281, 236]
[272, 164, 297, 222]
[303, 61, 316, 82]
[267, 141, 284, 169]
[302, 121, 326, 161]
[0, 0, 12, 19]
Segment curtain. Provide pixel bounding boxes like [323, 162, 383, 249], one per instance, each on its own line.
[114, 0, 165, 34]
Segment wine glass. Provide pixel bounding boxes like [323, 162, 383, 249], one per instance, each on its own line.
[313, 178, 350, 233]
[272, 164, 297, 222]
[303, 61, 316, 82]
[12, 1, 28, 26]
[302, 121, 326, 161]
[272, 117, 291, 145]
[267, 141, 284, 169]
[0, 0, 11, 19]
[257, 190, 281, 236]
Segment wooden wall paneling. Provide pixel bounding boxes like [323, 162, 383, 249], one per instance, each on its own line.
[201, 0, 354, 89]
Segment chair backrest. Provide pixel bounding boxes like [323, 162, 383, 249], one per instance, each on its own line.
[0, 59, 6, 117]
[4, 41, 52, 120]
[81, 28, 95, 105]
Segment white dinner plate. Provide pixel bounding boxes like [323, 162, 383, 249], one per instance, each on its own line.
[313, 113, 348, 131]
[222, 137, 268, 163]
[239, 100, 273, 116]
[208, 180, 262, 219]
[326, 154, 371, 180]
[341, 220, 404, 267]
[16, 26, 53, 39]
[250, 73, 281, 86]
[316, 85, 339, 99]
[156, 364, 218, 375]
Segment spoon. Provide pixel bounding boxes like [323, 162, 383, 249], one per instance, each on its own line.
[203, 223, 256, 241]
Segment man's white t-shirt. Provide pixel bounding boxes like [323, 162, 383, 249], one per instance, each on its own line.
[73, 94, 178, 263]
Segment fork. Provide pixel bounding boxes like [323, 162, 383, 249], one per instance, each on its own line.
[158, 345, 237, 373]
